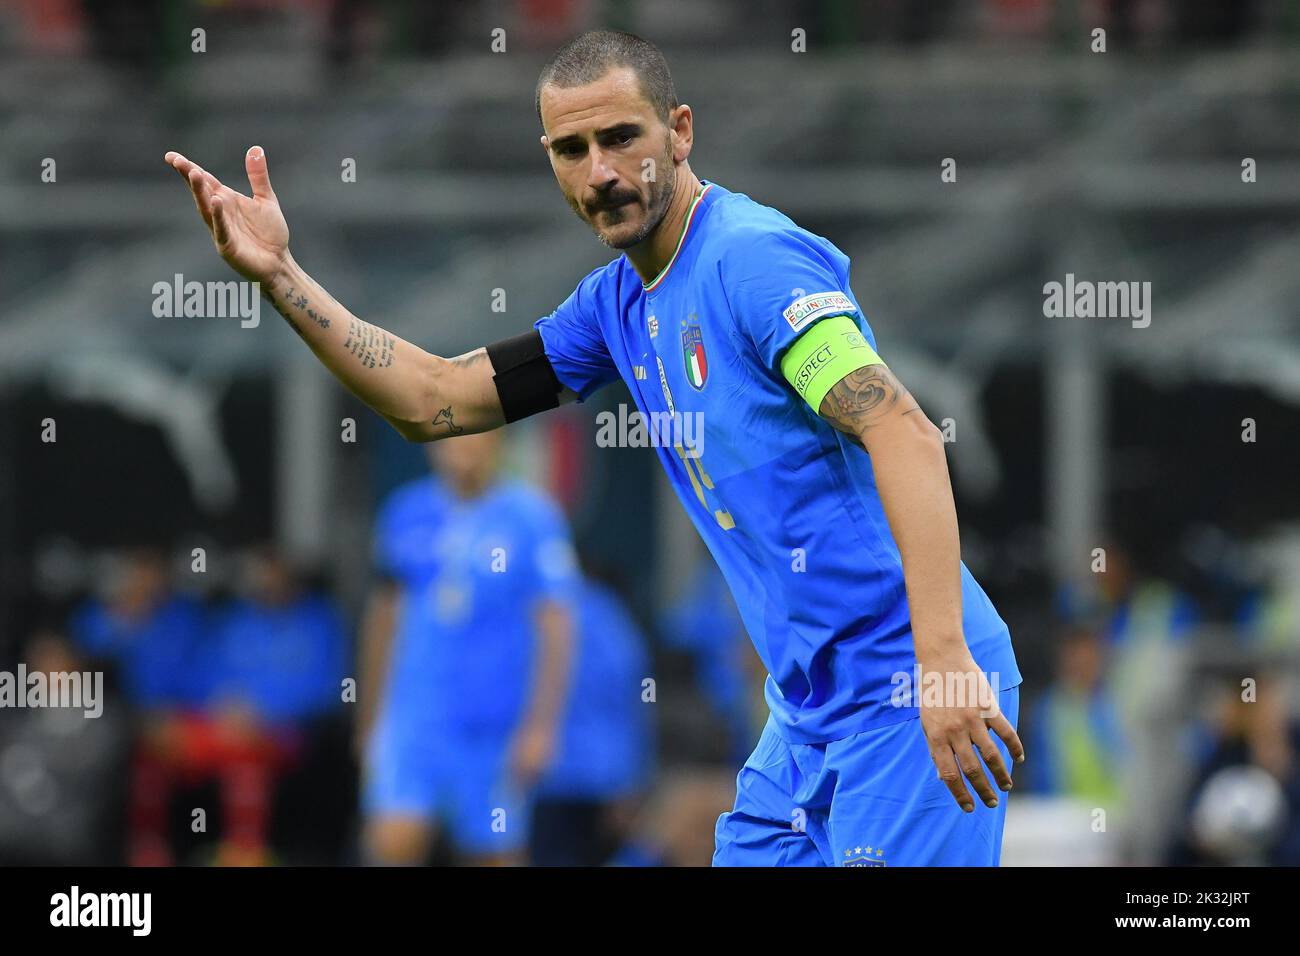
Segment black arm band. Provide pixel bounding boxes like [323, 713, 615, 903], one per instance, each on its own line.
[485, 330, 564, 423]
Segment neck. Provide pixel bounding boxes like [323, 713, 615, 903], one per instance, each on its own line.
[624, 166, 703, 285]
[451, 475, 490, 500]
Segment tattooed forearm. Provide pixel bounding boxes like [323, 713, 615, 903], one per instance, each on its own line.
[341, 317, 395, 370]
[270, 282, 394, 371]
[267, 286, 308, 340]
[281, 286, 331, 331]
[269, 284, 333, 337]
[817, 365, 921, 443]
[431, 406, 464, 436]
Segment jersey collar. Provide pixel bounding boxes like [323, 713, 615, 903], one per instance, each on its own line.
[642, 180, 714, 293]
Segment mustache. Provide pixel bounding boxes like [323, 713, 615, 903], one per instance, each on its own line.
[586, 190, 640, 213]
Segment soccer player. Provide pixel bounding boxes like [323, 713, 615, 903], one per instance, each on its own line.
[164, 29, 1025, 866]
[358, 434, 579, 865]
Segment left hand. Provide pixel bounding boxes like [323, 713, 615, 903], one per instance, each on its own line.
[916, 649, 1025, 813]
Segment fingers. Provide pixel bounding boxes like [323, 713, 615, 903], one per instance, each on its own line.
[988, 712, 1026, 767]
[165, 151, 238, 229]
[165, 151, 222, 193]
[245, 145, 276, 201]
[930, 745, 974, 812]
[186, 165, 214, 226]
[211, 195, 229, 246]
[975, 727, 1014, 793]
[166, 151, 219, 228]
[952, 736, 999, 808]
[931, 720, 1019, 812]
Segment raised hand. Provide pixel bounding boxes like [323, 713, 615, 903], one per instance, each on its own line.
[164, 145, 290, 285]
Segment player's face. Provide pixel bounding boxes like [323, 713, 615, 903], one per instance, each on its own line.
[539, 67, 677, 250]
[430, 430, 502, 494]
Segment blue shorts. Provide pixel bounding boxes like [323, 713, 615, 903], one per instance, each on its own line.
[363, 711, 532, 857]
[714, 684, 1020, 866]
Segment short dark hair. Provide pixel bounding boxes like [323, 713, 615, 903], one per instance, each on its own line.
[535, 30, 678, 129]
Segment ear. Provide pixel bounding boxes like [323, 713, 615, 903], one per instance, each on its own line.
[670, 104, 694, 161]
[539, 134, 550, 157]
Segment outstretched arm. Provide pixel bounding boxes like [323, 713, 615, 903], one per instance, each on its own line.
[164, 146, 505, 442]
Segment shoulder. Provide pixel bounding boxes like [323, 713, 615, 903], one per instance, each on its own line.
[700, 188, 840, 273]
[568, 256, 639, 303]
[378, 476, 442, 521]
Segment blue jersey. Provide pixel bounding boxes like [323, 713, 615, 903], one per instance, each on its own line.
[206, 594, 347, 724]
[69, 594, 210, 709]
[536, 179, 1021, 744]
[373, 475, 579, 733]
[373, 473, 451, 589]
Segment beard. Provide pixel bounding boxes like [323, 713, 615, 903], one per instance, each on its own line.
[572, 145, 677, 250]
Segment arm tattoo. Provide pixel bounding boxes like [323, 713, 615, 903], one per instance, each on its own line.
[269, 281, 396, 371]
[341, 316, 395, 370]
[431, 406, 464, 436]
[817, 365, 921, 446]
[277, 285, 332, 333]
[267, 286, 308, 340]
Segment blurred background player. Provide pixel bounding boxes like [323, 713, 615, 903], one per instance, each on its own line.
[359, 431, 578, 865]
[81, 545, 348, 866]
[529, 563, 654, 866]
[198, 545, 348, 865]
[67, 547, 208, 865]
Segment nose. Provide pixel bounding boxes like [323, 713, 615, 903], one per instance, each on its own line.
[586, 144, 618, 193]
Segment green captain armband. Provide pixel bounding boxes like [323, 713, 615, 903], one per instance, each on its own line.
[779, 314, 886, 413]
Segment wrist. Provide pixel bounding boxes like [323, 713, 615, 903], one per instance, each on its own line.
[262, 249, 297, 294]
[914, 630, 971, 664]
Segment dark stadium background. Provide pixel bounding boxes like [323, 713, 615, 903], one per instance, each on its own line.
[1, 0, 1299, 866]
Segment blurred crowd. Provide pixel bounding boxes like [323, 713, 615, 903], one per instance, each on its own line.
[2, 0, 1290, 70]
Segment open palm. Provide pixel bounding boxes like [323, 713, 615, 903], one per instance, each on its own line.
[164, 146, 290, 285]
